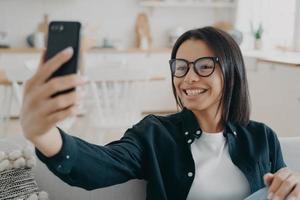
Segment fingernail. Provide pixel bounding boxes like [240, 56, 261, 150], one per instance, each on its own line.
[268, 192, 273, 199]
[63, 47, 73, 54]
[81, 76, 89, 82]
[78, 91, 85, 98]
[287, 196, 296, 200]
[75, 100, 82, 107]
[272, 195, 280, 200]
[264, 178, 268, 186]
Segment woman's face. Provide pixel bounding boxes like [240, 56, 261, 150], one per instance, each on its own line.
[174, 39, 224, 114]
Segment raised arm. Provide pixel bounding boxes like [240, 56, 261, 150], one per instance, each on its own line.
[35, 127, 146, 190]
[20, 48, 146, 190]
[20, 47, 85, 157]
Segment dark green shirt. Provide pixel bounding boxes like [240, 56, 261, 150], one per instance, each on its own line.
[36, 107, 286, 200]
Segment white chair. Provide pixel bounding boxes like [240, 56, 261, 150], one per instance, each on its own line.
[0, 67, 28, 135]
[279, 137, 300, 172]
[0, 72, 12, 134]
[83, 60, 149, 143]
[0, 60, 77, 135]
[2, 65, 31, 104]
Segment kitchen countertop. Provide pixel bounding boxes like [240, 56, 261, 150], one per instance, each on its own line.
[242, 49, 300, 67]
[1, 48, 299, 66]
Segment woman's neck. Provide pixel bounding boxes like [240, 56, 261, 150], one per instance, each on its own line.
[192, 108, 223, 133]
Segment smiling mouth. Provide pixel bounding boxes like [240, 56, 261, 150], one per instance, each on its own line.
[183, 89, 208, 96]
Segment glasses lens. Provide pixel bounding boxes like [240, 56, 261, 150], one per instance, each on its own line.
[171, 60, 188, 77]
[195, 58, 215, 76]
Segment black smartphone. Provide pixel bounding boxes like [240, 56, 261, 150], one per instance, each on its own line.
[45, 21, 81, 96]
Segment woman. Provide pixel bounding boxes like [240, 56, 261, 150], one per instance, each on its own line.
[21, 27, 300, 200]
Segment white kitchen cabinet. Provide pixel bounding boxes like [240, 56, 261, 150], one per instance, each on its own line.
[83, 51, 176, 113]
[0, 53, 40, 69]
[0, 52, 41, 117]
[0, 50, 177, 118]
[245, 58, 300, 136]
[1, 50, 299, 136]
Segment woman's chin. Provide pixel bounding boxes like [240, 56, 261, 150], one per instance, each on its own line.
[182, 101, 207, 111]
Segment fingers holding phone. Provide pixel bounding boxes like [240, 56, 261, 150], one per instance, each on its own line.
[34, 47, 74, 85]
[20, 47, 86, 142]
[20, 21, 84, 156]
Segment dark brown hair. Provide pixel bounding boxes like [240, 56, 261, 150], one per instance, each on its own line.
[170, 26, 251, 125]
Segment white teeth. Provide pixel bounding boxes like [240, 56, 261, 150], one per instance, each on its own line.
[185, 89, 206, 96]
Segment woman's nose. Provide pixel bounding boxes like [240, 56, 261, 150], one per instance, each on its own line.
[183, 63, 200, 84]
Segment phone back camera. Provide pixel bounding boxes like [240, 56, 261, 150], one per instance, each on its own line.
[50, 25, 64, 32]
[59, 25, 64, 31]
[50, 25, 56, 31]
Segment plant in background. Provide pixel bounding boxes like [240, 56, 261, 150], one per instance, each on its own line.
[250, 22, 264, 49]
[250, 22, 263, 40]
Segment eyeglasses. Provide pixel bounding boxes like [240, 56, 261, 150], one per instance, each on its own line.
[169, 57, 219, 78]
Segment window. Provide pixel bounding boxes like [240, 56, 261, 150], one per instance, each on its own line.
[235, 0, 296, 50]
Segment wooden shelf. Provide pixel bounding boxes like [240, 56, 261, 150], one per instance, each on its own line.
[0, 48, 172, 54]
[88, 47, 171, 54]
[0, 48, 42, 54]
[139, 0, 236, 8]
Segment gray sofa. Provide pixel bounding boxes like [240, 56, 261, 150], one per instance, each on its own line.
[33, 137, 300, 200]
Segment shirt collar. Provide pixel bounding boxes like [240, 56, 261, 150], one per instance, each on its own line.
[225, 121, 238, 137]
[180, 107, 202, 144]
[180, 107, 238, 144]
[181, 107, 201, 135]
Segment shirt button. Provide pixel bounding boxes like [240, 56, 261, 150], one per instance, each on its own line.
[196, 130, 201, 135]
[187, 139, 192, 144]
[57, 165, 62, 169]
[184, 131, 189, 135]
[66, 155, 70, 159]
[188, 172, 193, 177]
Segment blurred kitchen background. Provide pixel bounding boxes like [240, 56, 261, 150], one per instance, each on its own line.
[0, 0, 299, 144]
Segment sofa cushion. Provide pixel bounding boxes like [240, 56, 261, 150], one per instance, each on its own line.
[279, 137, 300, 172]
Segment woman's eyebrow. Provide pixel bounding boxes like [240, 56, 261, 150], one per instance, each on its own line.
[175, 56, 213, 61]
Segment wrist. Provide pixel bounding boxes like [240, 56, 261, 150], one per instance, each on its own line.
[30, 128, 63, 157]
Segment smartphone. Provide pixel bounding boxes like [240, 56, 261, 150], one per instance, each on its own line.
[45, 21, 81, 96]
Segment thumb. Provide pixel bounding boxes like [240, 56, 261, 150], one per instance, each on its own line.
[263, 173, 274, 187]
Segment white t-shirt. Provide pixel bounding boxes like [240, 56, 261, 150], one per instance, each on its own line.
[186, 131, 251, 200]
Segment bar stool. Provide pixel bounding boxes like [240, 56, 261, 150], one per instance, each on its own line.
[83, 60, 149, 143]
[0, 69, 22, 135]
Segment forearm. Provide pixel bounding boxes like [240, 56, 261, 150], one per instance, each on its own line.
[31, 127, 63, 157]
[35, 129, 145, 190]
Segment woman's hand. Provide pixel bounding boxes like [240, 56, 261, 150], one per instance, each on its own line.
[264, 167, 300, 200]
[20, 47, 86, 155]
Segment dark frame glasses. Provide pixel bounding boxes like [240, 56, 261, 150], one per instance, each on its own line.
[169, 56, 219, 78]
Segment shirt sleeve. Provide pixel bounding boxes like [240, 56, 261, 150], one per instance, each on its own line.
[35, 126, 146, 190]
[267, 127, 287, 172]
